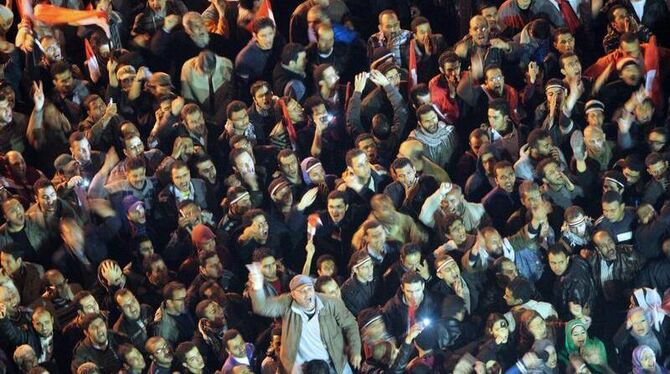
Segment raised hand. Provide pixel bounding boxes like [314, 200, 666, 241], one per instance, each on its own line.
[353, 72, 369, 93]
[369, 70, 390, 87]
[32, 81, 44, 112]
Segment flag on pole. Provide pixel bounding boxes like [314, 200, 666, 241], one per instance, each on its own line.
[16, 0, 33, 19]
[84, 39, 101, 83]
[246, 0, 275, 33]
[644, 35, 663, 110]
[279, 98, 297, 149]
[33, 4, 110, 37]
[408, 39, 418, 95]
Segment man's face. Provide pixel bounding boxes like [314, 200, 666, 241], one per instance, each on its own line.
[372, 199, 395, 223]
[349, 153, 371, 181]
[620, 64, 641, 86]
[253, 85, 273, 111]
[448, 219, 467, 244]
[593, 232, 616, 261]
[568, 214, 588, 236]
[0, 287, 19, 315]
[522, 189, 542, 210]
[148, 260, 170, 287]
[226, 335, 247, 359]
[168, 288, 187, 314]
[419, 110, 439, 134]
[196, 160, 217, 184]
[488, 108, 507, 132]
[620, 40, 642, 59]
[251, 215, 269, 243]
[202, 255, 223, 279]
[79, 295, 100, 315]
[86, 317, 108, 346]
[43, 39, 63, 62]
[442, 191, 463, 214]
[561, 55, 582, 79]
[286, 98, 305, 123]
[0, 252, 20, 276]
[517, 0, 532, 9]
[481, 6, 499, 28]
[125, 347, 146, 371]
[554, 33, 575, 54]
[414, 22, 431, 43]
[629, 310, 650, 336]
[124, 137, 145, 159]
[586, 110, 604, 127]
[294, 51, 307, 73]
[358, 138, 378, 162]
[602, 201, 623, 221]
[37, 186, 58, 213]
[401, 281, 425, 306]
[183, 347, 205, 372]
[318, 260, 336, 277]
[185, 111, 206, 136]
[353, 259, 374, 283]
[127, 167, 147, 190]
[500, 262, 518, 281]
[483, 230, 503, 255]
[441, 61, 461, 86]
[234, 152, 256, 176]
[380, 13, 400, 39]
[203, 301, 225, 325]
[117, 292, 141, 321]
[279, 154, 299, 180]
[623, 167, 641, 184]
[171, 166, 191, 192]
[635, 101, 654, 124]
[365, 226, 387, 250]
[584, 129, 605, 154]
[495, 166, 515, 192]
[71, 138, 92, 164]
[254, 26, 276, 50]
[319, 280, 341, 298]
[394, 164, 417, 189]
[53, 70, 74, 96]
[230, 109, 250, 135]
[260, 256, 277, 280]
[384, 68, 401, 88]
[186, 18, 209, 48]
[0, 99, 12, 125]
[469, 133, 489, 154]
[469, 17, 490, 46]
[291, 284, 316, 310]
[503, 287, 520, 306]
[647, 161, 668, 182]
[150, 338, 173, 365]
[436, 259, 460, 285]
[148, 0, 166, 12]
[611, 8, 629, 33]
[88, 98, 106, 122]
[32, 311, 54, 337]
[317, 28, 335, 53]
[3, 199, 25, 228]
[321, 66, 339, 91]
[327, 198, 347, 224]
[649, 132, 667, 152]
[139, 240, 154, 258]
[485, 69, 505, 96]
[542, 162, 563, 186]
[548, 252, 569, 276]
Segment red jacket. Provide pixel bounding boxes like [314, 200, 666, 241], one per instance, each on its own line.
[429, 74, 460, 124]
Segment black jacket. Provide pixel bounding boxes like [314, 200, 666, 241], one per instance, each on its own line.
[341, 276, 381, 315]
[381, 292, 438, 343]
[552, 256, 598, 320]
[384, 176, 439, 220]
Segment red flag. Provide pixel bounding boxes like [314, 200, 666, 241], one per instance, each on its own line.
[84, 39, 100, 83]
[408, 39, 418, 95]
[33, 4, 110, 37]
[279, 99, 298, 149]
[246, 0, 275, 33]
[644, 35, 663, 110]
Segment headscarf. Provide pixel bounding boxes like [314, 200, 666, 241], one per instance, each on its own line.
[580, 339, 608, 374]
[564, 318, 591, 355]
[632, 345, 663, 374]
[530, 339, 558, 374]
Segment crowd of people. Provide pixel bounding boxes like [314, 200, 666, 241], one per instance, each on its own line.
[0, 0, 669, 373]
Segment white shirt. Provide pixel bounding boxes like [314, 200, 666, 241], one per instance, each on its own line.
[292, 300, 331, 374]
[631, 0, 646, 20]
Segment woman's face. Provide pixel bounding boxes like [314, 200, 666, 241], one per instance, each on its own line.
[490, 319, 509, 344]
[528, 316, 547, 340]
[571, 325, 588, 348]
